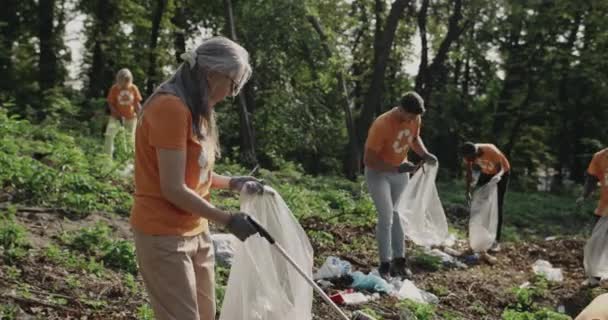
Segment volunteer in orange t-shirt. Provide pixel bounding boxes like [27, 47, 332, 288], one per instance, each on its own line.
[364, 91, 437, 279]
[131, 37, 262, 320]
[104, 68, 143, 157]
[577, 148, 608, 287]
[461, 142, 511, 252]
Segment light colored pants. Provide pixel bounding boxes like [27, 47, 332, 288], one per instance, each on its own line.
[365, 168, 409, 263]
[104, 117, 136, 156]
[134, 230, 216, 320]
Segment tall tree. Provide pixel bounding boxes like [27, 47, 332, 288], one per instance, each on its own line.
[357, 0, 411, 147]
[38, 0, 60, 91]
[223, 0, 257, 166]
[145, 0, 169, 95]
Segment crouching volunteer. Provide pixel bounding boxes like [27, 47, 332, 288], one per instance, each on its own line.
[130, 37, 263, 320]
[461, 142, 511, 253]
[577, 147, 608, 287]
[363, 91, 437, 279]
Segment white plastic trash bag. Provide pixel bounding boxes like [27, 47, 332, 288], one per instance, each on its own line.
[584, 216, 608, 279]
[397, 163, 449, 247]
[220, 187, 314, 320]
[469, 180, 499, 252]
[532, 260, 563, 282]
[313, 256, 352, 280]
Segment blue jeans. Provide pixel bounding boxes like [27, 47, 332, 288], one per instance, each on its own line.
[365, 168, 409, 263]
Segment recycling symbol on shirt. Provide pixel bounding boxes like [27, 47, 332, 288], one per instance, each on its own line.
[476, 159, 496, 172]
[117, 89, 134, 106]
[392, 129, 413, 154]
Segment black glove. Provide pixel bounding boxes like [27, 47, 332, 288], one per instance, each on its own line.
[229, 176, 264, 194]
[396, 162, 417, 173]
[226, 212, 259, 241]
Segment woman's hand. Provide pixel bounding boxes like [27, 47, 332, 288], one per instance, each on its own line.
[229, 176, 265, 194]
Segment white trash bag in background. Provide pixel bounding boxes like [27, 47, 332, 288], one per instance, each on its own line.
[584, 216, 608, 279]
[220, 186, 314, 320]
[397, 163, 449, 247]
[469, 180, 499, 252]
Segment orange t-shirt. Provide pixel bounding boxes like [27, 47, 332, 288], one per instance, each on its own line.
[587, 148, 608, 217]
[130, 94, 212, 236]
[365, 108, 421, 166]
[107, 84, 143, 119]
[466, 143, 511, 175]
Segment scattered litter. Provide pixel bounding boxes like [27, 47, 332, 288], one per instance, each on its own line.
[350, 271, 392, 294]
[316, 280, 334, 289]
[557, 305, 566, 313]
[391, 279, 439, 304]
[443, 233, 458, 247]
[464, 254, 480, 265]
[532, 260, 563, 282]
[443, 247, 463, 257]
[314, 256, 352, 280]
[211, 233, 240, 267]
[545, 236, 559, 241]
[421, 248, 467, 269]
[330, 290, 373, 305]
[519, 281, 531, 289]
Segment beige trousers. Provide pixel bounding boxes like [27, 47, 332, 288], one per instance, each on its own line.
[104, 117, 136, 156]
[134, 230, 216, 320]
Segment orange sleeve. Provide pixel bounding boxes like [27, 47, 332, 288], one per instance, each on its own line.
[588, 154, 602, 178]
[106, 85, 117, 107]
[365, 119, 386, 153]
[133, 85, 143, 102]
[145, 100, 190, 150]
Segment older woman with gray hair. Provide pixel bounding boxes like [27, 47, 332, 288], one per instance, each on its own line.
[130, 37, 263, 320]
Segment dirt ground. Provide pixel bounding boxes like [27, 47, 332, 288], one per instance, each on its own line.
[1, 208, 606, 319]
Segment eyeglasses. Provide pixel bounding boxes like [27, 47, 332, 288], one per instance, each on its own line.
[226, 74, 239, 97]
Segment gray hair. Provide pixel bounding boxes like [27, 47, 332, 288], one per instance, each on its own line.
[183, 36, 252, 97]
[148, 36, 252, 159]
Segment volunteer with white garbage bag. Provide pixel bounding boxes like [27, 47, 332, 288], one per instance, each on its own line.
[129, 37, 264, 320]
[363, 91, 437, 279]
[461, 142, 511, 253]
[577, 147, 608, 287]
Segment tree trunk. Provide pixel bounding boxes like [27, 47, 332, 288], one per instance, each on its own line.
[307, 15, 361, 179]
[38, 0, 58, 92]
[415, 0, 467, 104]
[171, 0, 187, 65]
[357, 0, 410, 148]
[146, 0, 168, 95]
[223, 0, 257, 166]
[0, 0, 19, 93]
[87, 0, 115, 99]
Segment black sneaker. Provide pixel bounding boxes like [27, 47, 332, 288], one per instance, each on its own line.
[379, 262, 391, 279]
[390, 257, 413, 279]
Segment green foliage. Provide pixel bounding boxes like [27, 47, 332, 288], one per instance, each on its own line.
[60, 222, 137, 274]
[397, 300, 437, 320]
[0, 108, 133, 214]
[136, 304, 155, 320]
[501, 275, 566, 319]
[411, 250, 443, 272]
[0, 210, 30, 264]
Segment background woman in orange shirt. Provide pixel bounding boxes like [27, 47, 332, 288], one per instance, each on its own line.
[130, 37, 262, 320]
